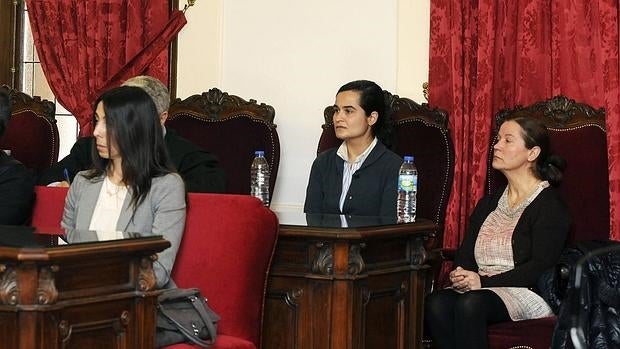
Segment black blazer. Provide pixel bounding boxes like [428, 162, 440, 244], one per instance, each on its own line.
[304, 141, 403, 217]
[0, 152, 35, 225]
[38, 129, 226, 193]
[454, 186, 571, 288]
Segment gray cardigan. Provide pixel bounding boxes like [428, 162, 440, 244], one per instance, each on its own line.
[61, 172, 187, 288]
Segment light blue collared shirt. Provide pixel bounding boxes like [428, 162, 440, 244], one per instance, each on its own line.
[336, 137, 378, 212]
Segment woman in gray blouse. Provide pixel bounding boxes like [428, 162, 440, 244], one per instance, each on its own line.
[62, 86, 186, 289]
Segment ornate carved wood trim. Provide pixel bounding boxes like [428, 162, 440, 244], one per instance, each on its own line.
[361, 286, 371, 306]
[265, 287, 303, 348]
[58, 320, 71, 343]
[311, 242, 333, 275]
[410, 236, 429, 267]
[285, 288, 303, 307]
[168, 87, 275, 123]
[494, 95, 606, 132]
[113, 310, 131, 331]
[488, 95, 606, 195]
[0, 264, 17, 305]
[0, 84, 56, 123]
[37, 265, 59, 305]
[138, 256, 157, 291]
[347, 243, 365, 276]
[388, 93, 448, 129]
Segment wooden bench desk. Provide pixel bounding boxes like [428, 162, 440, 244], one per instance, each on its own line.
[0, 232, 168, 349]
[263, 213, 437, 349]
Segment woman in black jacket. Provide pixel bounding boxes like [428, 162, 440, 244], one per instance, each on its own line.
[0, 89, 35, 225]
[303, 80, 402, 217]
[425, 115, 572, 349]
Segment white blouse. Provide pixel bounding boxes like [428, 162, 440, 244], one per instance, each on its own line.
[88, 176, 128, 241]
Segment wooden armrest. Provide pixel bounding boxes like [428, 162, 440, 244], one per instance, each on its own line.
[429, 247, 456, 262]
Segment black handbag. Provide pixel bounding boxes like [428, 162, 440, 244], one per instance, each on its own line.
[156, 287, 220, 348]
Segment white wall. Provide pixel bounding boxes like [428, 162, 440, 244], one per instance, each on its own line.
[177, 0, 429, 211]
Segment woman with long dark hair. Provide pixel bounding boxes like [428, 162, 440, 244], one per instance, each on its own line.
[62, 86, 186, 288]
[304, 80, 402, 217]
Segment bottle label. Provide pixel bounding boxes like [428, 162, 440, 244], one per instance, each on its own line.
[398, 174, 417, 192]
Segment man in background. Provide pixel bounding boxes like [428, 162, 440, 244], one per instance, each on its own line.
[0, 88, 35, 224]
[38, 76, 226, 193]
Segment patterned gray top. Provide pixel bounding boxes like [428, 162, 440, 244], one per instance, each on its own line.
[474, 181, 553, 321]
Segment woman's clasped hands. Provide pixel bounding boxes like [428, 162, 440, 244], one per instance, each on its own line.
[449, 266, 481, 293]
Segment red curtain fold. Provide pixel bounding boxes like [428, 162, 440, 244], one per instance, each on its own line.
[429, 0, 620, 256]
[26, 0, 187, 136]
[96, 10, 187, 99]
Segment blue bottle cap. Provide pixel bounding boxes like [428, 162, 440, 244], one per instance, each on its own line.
[403, 155, 414, 162]
[255, 150, 265, 156]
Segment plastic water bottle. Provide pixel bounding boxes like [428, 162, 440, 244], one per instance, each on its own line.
[250, 150, 270, 206]
[397, 155, 417, 223]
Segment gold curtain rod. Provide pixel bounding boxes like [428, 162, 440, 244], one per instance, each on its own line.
[183, 0, 196, 13]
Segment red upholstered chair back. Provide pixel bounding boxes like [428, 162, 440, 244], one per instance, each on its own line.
[483, 96, 608, 349]
[487, 95, 609, 243]
[31, 186, 68, 231]
[172, 193, 278, 348]
[32, 186, 278, 349]
[167, 89, 280, 201]
[318, 92, 454, 235]
[0, 85, 59, 175]
[30, 187, 280, 348]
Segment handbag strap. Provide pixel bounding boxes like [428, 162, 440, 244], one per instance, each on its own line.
[189, 295, 218, 343]
[159, 295, 216, 348]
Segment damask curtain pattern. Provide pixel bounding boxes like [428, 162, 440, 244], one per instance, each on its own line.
[26, 0, 187, 136]
[429, 0, 620, 250]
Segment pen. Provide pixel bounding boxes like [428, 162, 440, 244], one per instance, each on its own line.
[63, 168, 71, 185]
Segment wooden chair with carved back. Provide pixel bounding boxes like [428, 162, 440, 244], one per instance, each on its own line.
[484, 95, 608, 349]
[167, 88, 280, 201]
[0, 85, 59, 175]
[430, 96, 608, 349]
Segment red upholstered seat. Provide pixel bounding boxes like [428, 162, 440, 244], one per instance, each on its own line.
[165, 334, 255, 349]
[31, 186, 68, 231]
[167, 193, 279, 349]
[29, 186, 279, 349]
[167, 89, 280, 201]
[487, 316, 557, 349]
[0, 85, 59, 175]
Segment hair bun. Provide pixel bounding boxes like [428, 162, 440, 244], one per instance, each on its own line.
[538, 153, 566, 186]
[545, 154, 566, 172]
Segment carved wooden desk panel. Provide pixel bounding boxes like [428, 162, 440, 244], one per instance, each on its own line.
[0, 236, 169, 349]
[263, 214, 436, 349]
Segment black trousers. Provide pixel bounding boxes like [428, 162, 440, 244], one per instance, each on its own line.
[425, 288, 511, 349]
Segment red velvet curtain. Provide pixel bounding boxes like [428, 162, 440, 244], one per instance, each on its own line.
[26, 0, 187, 136]
[429, 0, 620, 251]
